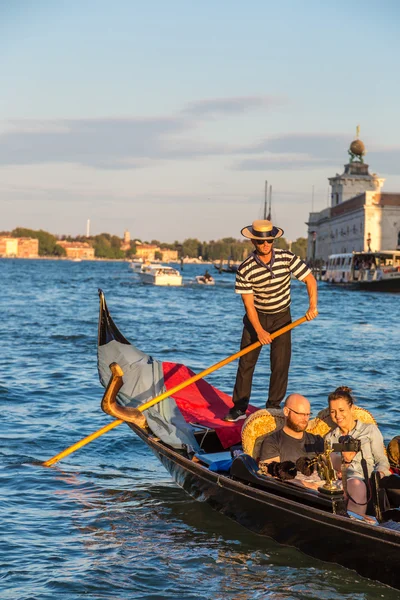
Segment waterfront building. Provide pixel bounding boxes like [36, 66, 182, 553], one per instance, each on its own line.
[160, 248, 178, 262]
[0, 236, 39, 258]
[57, 241, 95, 259]
[306, 135, 400, 264]
[134, 242, 178, 262]
[134, 243, 159, 261]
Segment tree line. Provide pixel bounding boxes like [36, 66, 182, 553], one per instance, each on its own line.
[4, 228, 308, 260]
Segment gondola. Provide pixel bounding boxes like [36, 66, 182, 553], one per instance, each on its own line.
[97, 290, 400, 591]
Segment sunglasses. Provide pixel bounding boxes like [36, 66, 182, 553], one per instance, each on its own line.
[253, 239, 274, 245]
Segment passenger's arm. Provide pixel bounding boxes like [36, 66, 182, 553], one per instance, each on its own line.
[370, 426, 391, 477]
[242, 294, 272, 345]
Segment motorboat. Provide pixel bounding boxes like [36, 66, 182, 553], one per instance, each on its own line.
[195, 274, 215, 285]
[137, 263, 182, 286]
[97, 291, 400, 590]
[323, 251, 400, 292]
[130, 260, 145, 274]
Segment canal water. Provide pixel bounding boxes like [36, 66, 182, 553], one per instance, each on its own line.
[1, 259, 399, 599]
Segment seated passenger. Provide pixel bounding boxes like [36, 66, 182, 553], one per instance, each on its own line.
[387, 436, 400, 476]
[259, 394, 324, 467]
[325, 386, 391, 516]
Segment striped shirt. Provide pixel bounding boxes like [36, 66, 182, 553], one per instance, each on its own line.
[235, 249, 311, 314]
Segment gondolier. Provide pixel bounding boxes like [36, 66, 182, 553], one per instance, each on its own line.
[224, 220, 318, 422]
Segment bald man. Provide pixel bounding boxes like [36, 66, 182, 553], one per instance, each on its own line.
[258, 394, 324, 464]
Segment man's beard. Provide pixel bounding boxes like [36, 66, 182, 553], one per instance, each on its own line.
[256, 246, 273, 257]
[286, 412, 307, 433]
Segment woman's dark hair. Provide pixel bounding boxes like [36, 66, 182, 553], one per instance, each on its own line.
[328, 386, 354, 406]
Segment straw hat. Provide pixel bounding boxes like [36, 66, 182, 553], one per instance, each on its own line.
[241, 219, 284, 241]
[387, 436, 400, 469]
[241, 408, 285, 456]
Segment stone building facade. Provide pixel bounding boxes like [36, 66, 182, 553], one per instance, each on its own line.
[0, 237, 39, 258]
[307, 139, 400, 263]
[57, 241, 95, 259]
[134, 243, 178, 262]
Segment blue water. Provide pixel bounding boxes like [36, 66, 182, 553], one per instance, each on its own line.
[1, 259, 399, 600]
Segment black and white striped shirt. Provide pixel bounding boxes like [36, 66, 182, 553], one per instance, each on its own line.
[235, 249, 311, 314]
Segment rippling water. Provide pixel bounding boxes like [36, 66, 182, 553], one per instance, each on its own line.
[1, 259, 399, 599]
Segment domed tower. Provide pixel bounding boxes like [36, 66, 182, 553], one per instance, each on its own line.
[348, 137, 366, 163]
[329, 126, 384, 206]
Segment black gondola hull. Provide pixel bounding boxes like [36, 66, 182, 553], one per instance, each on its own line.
[129, 423, 400, 591]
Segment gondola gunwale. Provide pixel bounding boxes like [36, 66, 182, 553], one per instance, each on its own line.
[126, 420, 400, 589]
[128, 421, 400, 544]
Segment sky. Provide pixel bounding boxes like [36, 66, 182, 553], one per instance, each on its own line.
[1, 0, 400, 242]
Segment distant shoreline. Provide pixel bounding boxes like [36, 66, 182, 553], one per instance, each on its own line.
[0, 256, 215, 264]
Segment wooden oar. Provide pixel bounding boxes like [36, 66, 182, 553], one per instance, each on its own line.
[42, 315, 307, 467]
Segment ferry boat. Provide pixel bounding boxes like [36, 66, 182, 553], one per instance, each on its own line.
[323, 251, 400, 292]
[137, 263, 182, 286]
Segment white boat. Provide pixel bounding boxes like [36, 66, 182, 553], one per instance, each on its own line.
[138, 264, 182, 286]
[195, 275, 215, 285]
[130, 260, 145, 274]
[323, 251, 400, 292]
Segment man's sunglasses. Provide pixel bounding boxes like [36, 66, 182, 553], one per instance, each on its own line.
[253, 238, 274, 245]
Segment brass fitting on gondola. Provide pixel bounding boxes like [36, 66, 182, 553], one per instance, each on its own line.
[317, 440, 343, 495]
[101, 363, 148, 429]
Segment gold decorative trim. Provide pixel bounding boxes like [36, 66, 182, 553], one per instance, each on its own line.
[241, 409, 284, 456]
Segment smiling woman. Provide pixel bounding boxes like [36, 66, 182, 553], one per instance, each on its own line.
[325, 386, 391, 516]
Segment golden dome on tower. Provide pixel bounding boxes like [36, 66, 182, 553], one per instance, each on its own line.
[349, 139, 366, 157]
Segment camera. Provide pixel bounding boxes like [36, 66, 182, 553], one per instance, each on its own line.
[332, 435, 361, 453]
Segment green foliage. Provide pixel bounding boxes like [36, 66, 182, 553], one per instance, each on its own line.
[11, 227, 61, 256]
[291, 237, 307, 259]
[92, 234, 124, 259]
[182, 238, 202, 258]
[274, 237, 289, 250]
[154, 251, 163, 260]
[199, 239, 252, 262]
[53, 244, 67, 257]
